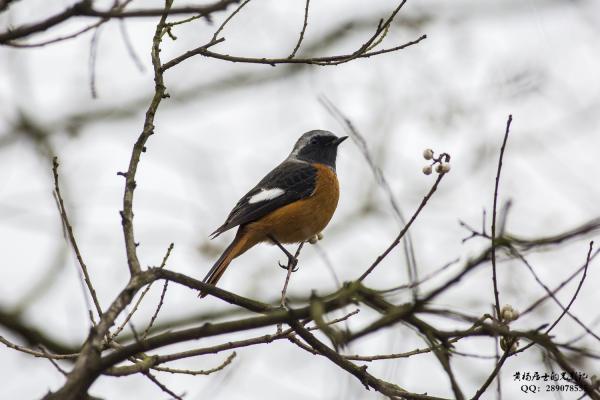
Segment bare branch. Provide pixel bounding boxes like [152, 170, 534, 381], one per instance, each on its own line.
[5, 0, 135, 48]
[142, 370, 184, 400]
[161, 37, 225, 71]
[162, 34, 426, 69]
[288, 0, 310, 58]
[119, 0, 175, 277]
[210, 0, 252, 42]
[320, 96, 420, 295]
[289, 319, 451, 400]
[142, 280, 170, 341]
[52, 157, 103, 320]
[150, 352, 236, 376]
[512, 242, 597, 341]
[88, 26, 101, 98]
[358, 172, 447, 281]
[0, 335, 78, 360]
[38, 346, 68, 376]
[491, 114, 513, 320]
[470, 349, 511, 400]
[0, 0, 242, 43]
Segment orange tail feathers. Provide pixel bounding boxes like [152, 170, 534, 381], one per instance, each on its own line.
[199, 228, 253, 298]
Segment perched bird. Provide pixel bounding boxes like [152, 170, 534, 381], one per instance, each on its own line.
[200, 130, 347, 297]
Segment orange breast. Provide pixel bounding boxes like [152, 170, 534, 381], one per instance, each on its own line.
[245, 163, 340, 244]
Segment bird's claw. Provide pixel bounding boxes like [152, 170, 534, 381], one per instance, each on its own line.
[278, 257, 299, 272]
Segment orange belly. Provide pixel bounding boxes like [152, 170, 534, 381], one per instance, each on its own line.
[244, 163, 340, 244]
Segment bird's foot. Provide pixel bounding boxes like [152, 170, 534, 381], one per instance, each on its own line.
[267, 234, 300, 272]
[278, 257, 299, 272]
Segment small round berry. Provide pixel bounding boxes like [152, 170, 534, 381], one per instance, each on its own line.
[423, 148, 434, 160]
[500, 337, 519, 352]
[435, 163, 443, 173]
[422, 165, 432, 175]
[440, 163, 451, 173]
[500, 305, 519, 322]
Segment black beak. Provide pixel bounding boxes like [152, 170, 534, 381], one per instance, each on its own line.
[333, 136, 349, 146]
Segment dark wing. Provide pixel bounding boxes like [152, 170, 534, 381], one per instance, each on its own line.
[210, 160, 317, 237]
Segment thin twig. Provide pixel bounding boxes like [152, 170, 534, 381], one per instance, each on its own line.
[379, 257, 460, 293]
[470, 349, 512, 400]
[161, 37, 225, 71]
[118, 19, 145, 72]
[89, 26, 101, 98]
[82, 1, 241, 18]
[39, 347, 68, 376]
[322, 0, 408, 66]
[5, 0, 135, 48]
[119, 0, 176, 276]
[491, 114, 513, 320]
[288, 0, 310, 58]
[108, 310, 359, 377]
[520, 247, 600, 316]
[142, 370, 184, 400]
[0, 0, 242, 43]
[142, 281, 169, 340]
[408, 316, 465, 400]
[110, 244, 174, 342]
[280, 242, 305, 308]
[0, 335, 78, 360]
[211, 0, 252, 42]
[52, 157, 103, 320]
[494, 309, 502, 400]
[542, 242, 595, 336]
[562, 312, 600, 346]
[162, 34, 426, 69]
[287, 319, 452, 399]
[358, 172, 447, 281]
[152, 352, 236, 375]
[109, 284, 151, 342]
[511, 243, 598, 342]
[344, 336, 463, 361]
[142, 244, 174, 340]
[7, 19, 104, 48]
[276, 241, 304, 332]
[320, 96, 420, 295]
[313, 243, 341, 288]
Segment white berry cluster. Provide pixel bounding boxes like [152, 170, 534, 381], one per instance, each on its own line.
[499, 304, 520, 352]
[500, 304, 520, 323]
[422, 148, 451, 175]
[500, 336, 519, 352]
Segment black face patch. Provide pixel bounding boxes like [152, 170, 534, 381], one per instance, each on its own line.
[211, 161, 317, 237]
[295, 134, 342, 169]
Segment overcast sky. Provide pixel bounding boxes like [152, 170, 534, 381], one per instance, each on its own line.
[1, 0, 599, 398]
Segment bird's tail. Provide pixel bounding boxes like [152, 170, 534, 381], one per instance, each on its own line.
[199, 229, 251, 298]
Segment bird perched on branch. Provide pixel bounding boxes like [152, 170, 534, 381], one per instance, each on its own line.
[200, 130, 347, 297]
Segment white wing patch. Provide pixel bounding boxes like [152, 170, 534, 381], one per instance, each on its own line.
[248, 188, 285, 204]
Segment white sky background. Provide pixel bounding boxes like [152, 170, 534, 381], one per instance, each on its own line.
[1, 0, 599, 398]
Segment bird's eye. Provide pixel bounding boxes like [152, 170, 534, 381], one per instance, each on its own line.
[310, 138, 318, 145]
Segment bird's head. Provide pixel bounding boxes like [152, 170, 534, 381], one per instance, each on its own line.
[289, 130, 348, 169]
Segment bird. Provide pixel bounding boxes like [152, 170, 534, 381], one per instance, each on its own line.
[200, 130, 347, 297]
